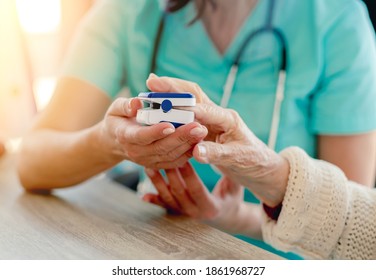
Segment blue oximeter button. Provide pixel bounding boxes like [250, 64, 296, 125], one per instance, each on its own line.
[161, 99, 173, 113]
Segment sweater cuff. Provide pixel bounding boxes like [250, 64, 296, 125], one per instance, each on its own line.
[262, 202, 283, 221]
[261, 147, 349, 259]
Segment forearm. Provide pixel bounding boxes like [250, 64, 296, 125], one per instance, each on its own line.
[262, 147, 376, 259]
[17, 123, 121, 190]
[318, 132, 376, 187]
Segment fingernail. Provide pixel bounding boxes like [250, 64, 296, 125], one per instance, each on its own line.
[198, 144, 207, 157]
[142, 196, 150, 202]
[197, 145, 208, 163]
[163, 127, 175, 135]
[145, 168, 156, 177]
[190, 126, 206, 137]
[148, 73, 158, 79]
[128, 98, 133, 111]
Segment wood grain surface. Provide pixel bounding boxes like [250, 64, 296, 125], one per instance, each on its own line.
[0, 154, 282, 260]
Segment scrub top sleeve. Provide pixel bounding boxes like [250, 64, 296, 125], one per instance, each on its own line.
[310, 1, 376, 134]
[61, 0, 126, 99]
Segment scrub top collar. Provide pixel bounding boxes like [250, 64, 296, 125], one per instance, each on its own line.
[177, 0, 269, 65]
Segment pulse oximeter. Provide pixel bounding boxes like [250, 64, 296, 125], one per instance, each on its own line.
[136, 92, 196, 127]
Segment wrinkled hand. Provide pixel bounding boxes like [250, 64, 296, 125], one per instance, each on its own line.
[142, 162, 248, 234]
[146, 75, 289, 207]
[192, 104, 290, 206]
[99, 97, 207, 169]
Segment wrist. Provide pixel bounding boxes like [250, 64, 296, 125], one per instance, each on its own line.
[91, 122, 124, 165]
[248, 154, 290, 208]
[209, 201, 242, 234]
[238, 202, 263, 239]
[227, 202, 263, 240]
[267, 156, 289, 206]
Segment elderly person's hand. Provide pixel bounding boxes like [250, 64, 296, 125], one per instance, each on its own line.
[146, 74, 289, 207]
[191, 103, 289, 207]
[99, 96, 207, 170]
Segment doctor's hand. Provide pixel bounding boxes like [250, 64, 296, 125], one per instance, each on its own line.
[146, 75, 289, 207]
[142, 162, 263, 239]
[99, 97, 207, 169]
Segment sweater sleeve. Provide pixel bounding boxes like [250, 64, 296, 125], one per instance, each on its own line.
[262, 147, 376, 259]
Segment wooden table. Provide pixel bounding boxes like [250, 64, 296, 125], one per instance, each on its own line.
[0, 154, 282, 260]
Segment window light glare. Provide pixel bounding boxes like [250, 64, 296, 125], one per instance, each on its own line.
[33, 77, 56, 111]
[16, 0, 61, 34]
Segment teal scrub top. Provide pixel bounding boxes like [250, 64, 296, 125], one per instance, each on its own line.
[62, 0, 376, 258]
[63, 0, 376, 186]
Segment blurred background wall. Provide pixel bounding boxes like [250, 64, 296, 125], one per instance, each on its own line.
[0, 0, 93, 145]
[0, 0, 35, 140]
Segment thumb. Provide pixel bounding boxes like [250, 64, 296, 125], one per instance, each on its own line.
[212, 176, 241, 197]
[221, 176, 242, 195]
[108, 97, 143, 118]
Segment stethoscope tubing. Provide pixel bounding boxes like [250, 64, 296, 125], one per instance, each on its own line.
[150, 0, 287, 151]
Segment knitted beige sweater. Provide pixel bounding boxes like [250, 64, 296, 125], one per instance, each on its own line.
[262, 147, 376, 259]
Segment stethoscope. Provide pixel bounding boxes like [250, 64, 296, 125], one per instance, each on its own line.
[150, 0, 287, 150]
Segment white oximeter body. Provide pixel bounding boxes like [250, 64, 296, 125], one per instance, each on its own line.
[136, 92, 196, 127]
